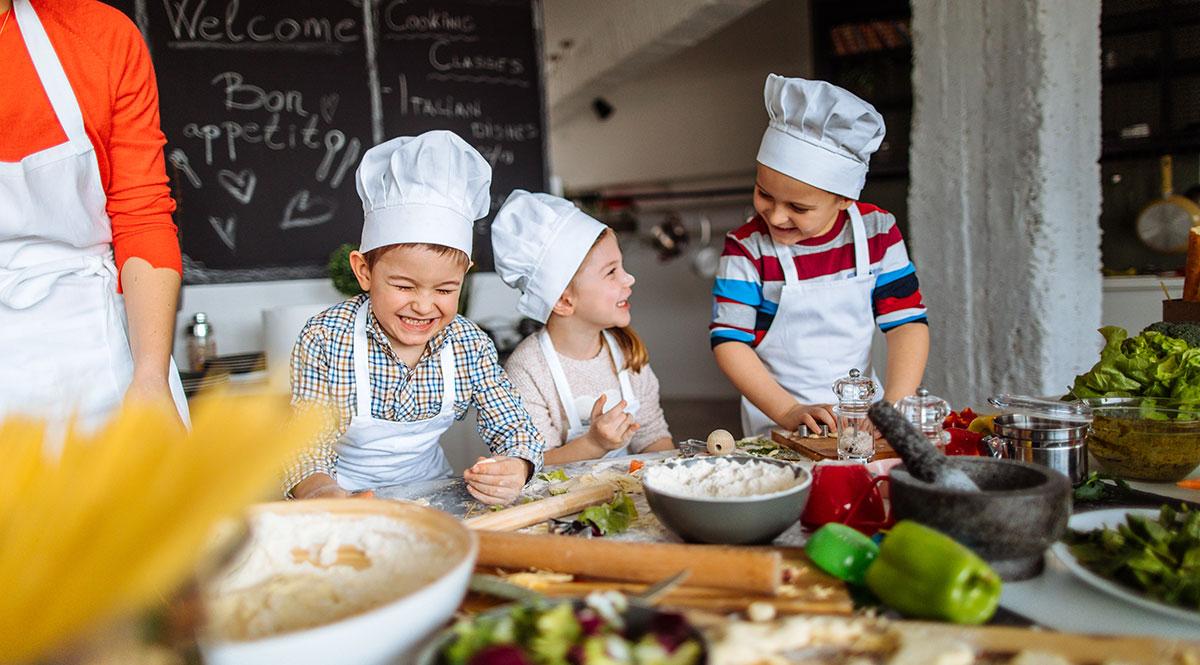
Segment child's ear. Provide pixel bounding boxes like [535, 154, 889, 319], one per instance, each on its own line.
[349, 250, 372, 291]
[550, 291, 575, 317]
[837, 197, 854, 211]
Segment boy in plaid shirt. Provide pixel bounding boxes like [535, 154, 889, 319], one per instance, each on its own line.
[286, 131, 543, 503]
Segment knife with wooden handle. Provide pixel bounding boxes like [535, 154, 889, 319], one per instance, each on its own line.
[475, 531, 782, 595]
[464, 483, 615, 531]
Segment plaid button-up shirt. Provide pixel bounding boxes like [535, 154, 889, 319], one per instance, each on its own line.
[284, 294, 545, 493]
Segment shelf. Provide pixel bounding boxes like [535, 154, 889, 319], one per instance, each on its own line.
[1102, 4, 1200, 37]
[1102, 56, 1200, 84]
[828, 46, 911, 65]
[1101, 131, 1200, 160]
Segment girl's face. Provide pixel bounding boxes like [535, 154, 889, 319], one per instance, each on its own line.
[753, 163, 852, 245]
[561, 232, 635, 329]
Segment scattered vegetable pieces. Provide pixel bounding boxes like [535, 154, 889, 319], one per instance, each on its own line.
[578, 493, 638, 536]
[628, 460, 644, 474]
[538, 469, 570, 483]
[439, 592, 702, 665]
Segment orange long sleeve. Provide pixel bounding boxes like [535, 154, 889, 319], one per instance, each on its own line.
[0, 0, 182, 277]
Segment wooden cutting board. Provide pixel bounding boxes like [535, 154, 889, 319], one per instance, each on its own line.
[691, 613, 1199, 665]
[771, 428, 898, 462]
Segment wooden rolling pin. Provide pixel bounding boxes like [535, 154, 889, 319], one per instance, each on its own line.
[475, 531, 782, 595]
[464, 483, 615, 531]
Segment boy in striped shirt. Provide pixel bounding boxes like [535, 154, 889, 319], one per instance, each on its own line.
[711, 75, 929, 438]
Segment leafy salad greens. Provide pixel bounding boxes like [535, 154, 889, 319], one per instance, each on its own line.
[1068, 326, 1200, 417]
[1066, 505, 1200, 610]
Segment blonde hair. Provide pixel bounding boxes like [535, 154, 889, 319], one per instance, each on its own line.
[576, 228, 649, 373]
[363, 243, 470, 270]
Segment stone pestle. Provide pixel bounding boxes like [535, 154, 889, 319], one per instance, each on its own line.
[868, 401, 980, 492]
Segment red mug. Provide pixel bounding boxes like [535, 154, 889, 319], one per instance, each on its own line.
[801, 461, 893, 536]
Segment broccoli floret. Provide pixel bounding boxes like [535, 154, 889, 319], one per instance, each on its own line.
[1143, 322, 1200, 348]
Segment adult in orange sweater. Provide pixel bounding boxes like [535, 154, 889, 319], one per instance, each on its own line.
[0, 0, 188, 426]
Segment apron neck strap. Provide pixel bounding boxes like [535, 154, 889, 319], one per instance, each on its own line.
[352, 299, 373, 419]
[353, 298, 458, 419]
[12, 0, 89, 148]
[602, 329, 636, 400]
[538, 329, 583, 432]
[772, 239, 800, 285]
[772, 207, 871, 284]
[436, 343, 456, 413]
[847, 204, 870, 277]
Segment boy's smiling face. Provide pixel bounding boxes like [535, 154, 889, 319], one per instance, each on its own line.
[350, 244, 469, 363]
[753, 163, 853, 245]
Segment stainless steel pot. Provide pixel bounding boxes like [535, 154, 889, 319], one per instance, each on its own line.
[985, 414, 1089, 485]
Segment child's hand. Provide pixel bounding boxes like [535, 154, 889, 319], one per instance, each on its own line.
[464, 456, 529, 505]
[783, 403, 838, 435]
[291, 473, 352, 500]
[586, 394, 639, 452]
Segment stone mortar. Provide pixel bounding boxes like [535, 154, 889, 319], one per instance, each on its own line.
[889, 457, 1071, 581]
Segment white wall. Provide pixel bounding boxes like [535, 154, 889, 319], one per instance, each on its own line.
[548, 0, 812, 190]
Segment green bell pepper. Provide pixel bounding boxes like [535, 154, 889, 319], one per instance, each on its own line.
[864, 520, 1002, 624]
[804, 523, 879, 585]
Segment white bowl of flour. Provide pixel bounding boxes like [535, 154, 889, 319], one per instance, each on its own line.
[642, 456, 812, 544]
[200, 499, 476, 665]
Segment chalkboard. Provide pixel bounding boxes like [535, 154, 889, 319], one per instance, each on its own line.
[107, 0, 546, 283]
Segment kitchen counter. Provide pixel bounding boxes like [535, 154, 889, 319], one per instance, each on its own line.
[393, 448, 1200, 644]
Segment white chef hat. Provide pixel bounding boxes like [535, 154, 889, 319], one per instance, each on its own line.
[492, 190, 608, 323]
[355, 130, 491, 256]
[756, 74, 886, 200]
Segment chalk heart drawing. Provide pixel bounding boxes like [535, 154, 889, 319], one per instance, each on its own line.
[281, 190, 336, 230]
[217, 169, 257, 204]
[208, 215, 236, 251]
[320, 93, 340, 123]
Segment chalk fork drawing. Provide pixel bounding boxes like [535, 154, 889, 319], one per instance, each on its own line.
[281, 190, 337, 230]
[319, 93, 340, 123]
[167, 149, 202, 188]
[217, 169, 257, 204]
[208, 215, 236, 251]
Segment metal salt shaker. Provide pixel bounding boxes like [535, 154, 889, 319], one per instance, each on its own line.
[186, 312, 216, 372]
[832, 368, 877, 462]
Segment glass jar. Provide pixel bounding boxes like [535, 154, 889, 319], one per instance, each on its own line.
[186, 312, 216, 372]
[832, 368, 877, 462]
[895, 387, 952, 451]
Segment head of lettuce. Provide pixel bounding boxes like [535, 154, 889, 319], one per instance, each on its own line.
[1069, 326, 1200, 410]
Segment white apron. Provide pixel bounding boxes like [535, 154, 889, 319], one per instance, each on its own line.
[335, 298, 456, 491]
[741, 206, 877, 439]
[0, 0, 188, 431]
[538, 329, 640, 458]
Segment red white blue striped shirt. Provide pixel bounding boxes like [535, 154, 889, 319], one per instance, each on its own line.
[710, 203, 928, 348]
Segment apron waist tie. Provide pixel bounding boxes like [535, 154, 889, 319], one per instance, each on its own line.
[0, 254, 113, 309]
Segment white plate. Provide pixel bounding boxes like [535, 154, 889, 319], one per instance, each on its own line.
[1051, 508, 1200, 624]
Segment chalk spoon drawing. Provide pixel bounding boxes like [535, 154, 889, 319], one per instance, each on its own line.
[281, 190, 337, 229]
[208, 215, 236, 251]
[217, 169, 257, 204]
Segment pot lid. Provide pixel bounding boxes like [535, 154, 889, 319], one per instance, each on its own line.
[987, 393, 1092, 424]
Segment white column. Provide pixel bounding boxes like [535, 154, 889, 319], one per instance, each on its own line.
[907, 0, 1102, 403]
